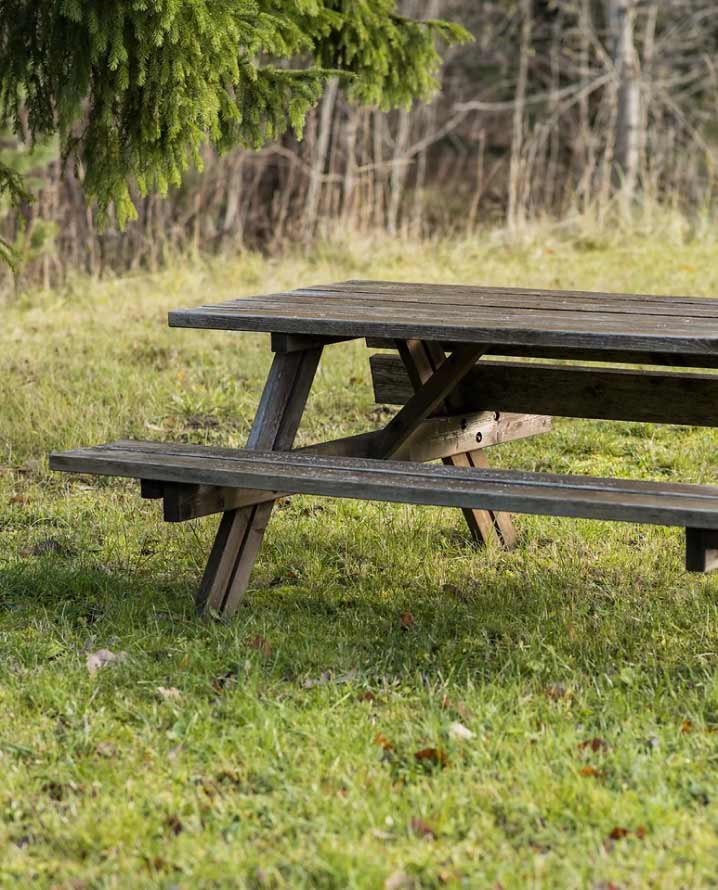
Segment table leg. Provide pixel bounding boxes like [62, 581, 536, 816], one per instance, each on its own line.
[397, 339, 516, 549]
[196, 346, 323, 617]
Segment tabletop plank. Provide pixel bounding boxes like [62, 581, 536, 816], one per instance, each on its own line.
[169, 281, 718, 357]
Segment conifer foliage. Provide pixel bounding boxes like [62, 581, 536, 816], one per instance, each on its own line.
[0, 1, 469, 227]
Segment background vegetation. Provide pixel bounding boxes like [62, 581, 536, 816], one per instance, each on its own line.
[2, 0, 717, 290]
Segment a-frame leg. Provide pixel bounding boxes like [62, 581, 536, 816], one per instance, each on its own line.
[397, 339, 516, 549]
[196, 346, 323, 617]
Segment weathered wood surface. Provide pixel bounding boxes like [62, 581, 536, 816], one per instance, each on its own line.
[365, 338, 718, 369]
[169, 280, 718, 357]
[50, 439, 718, 529]
[370, 354, 718, 427]
[685, 527, 718, 572]
[135, 412, 549, 522]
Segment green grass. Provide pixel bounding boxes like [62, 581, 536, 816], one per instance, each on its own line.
[4, 230, 718, 888]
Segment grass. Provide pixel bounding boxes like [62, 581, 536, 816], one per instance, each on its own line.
[3, 229, 718, 888]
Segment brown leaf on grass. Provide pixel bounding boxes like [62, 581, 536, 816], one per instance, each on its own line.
[608, 826, 629, 841]
[157, 686, 182, 701]
[680, 719, 694, 733]
[410, 816, 436, 839]
[578, 737, 609, 753]
[9, 494, 27, 505]
[579, 765, 605, 779]
[545, 683, 569, 701]
[414, 747, 448, 768]
[164, 814, 183, 836]
[248, 635, 272, 658]
[606, 825, 646, 843]
[86, 649, 128, 675]
[374, 733, 395, 752]
[358, 691, 376, 703]
[399, 611, 415, 631]
[94, 742, 117, 759]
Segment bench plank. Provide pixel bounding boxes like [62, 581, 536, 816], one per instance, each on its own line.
[50, 441, 718, 530]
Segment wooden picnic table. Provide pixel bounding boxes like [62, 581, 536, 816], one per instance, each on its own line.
[51, 281, 718, 617]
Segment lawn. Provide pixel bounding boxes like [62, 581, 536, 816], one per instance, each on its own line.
[3, 228, 718, 888]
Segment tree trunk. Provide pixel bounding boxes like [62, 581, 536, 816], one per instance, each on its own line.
[607, 0, 641, 203]
[507, 0, 532, 232]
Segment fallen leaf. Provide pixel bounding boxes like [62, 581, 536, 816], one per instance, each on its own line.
[248, 635, 272, 658]
[449, 722, 474, 741]
[385, 871, 414, 890]
[303, 672, 331, 689]
[578, 737, 608, 753]
[157, 686, 182, 701]
[335, 668, 358, 684]
[9, 494, 27, 505]
[94, 742, 116, 759]
[164, 814, 183, 836]
[608, 826, 629, 841]
[399, 611, 415, 631]
[358, 691, 376, 703]
[410, 817, 436, 839]
[680, 719, 694, 734]
[579, 765, 604, 778]
[374, 733, 395, 752]
[414, 747, 448, 768]
[635, 825, 647, 839]
[86, 649, 127, 675]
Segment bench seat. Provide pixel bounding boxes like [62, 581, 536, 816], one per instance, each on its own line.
[50, 440, 718, 535]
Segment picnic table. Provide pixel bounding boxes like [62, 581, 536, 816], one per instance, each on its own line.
[51, 281, 718, 617]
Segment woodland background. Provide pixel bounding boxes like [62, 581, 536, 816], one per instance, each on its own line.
[1, 0, 716, 289]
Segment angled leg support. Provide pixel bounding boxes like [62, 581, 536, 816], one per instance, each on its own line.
[196, 347, 323, 617]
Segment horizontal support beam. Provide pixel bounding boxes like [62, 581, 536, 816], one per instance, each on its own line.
[271, 333, 354, 353]
[395, 411, 551, 463]
[371, 354, 718, 427]
[365, 338, 718, 369]
[154, 412, 550, 522]
[686, 527, 718, 572]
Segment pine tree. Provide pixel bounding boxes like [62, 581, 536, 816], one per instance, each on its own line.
[0, 2, 470, 228]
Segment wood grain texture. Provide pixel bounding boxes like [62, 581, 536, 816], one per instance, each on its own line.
[142, 415, 549, 522]
[169, 280, 718, 357]
[370, 354, 718, 426]
[50, 440, 718, 529]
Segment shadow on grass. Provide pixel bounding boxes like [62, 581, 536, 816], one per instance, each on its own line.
[1, 546, 714, 697]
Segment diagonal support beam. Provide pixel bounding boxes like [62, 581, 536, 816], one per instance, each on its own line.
[372, 343, 485, 459]
[397, 339, 516, 549]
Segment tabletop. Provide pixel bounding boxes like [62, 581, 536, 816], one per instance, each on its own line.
[168, 280, 718, 356]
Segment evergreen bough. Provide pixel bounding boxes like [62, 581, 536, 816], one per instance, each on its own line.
[0, 1, 470, 227]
